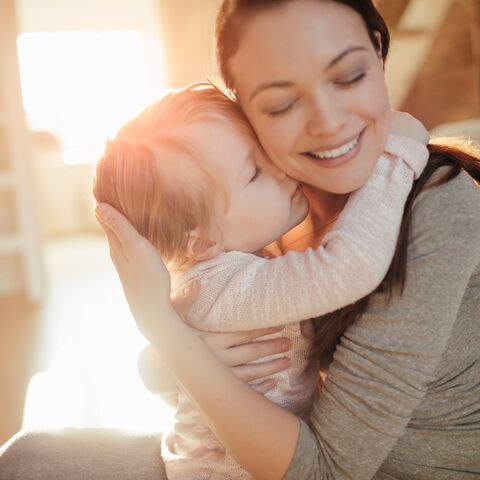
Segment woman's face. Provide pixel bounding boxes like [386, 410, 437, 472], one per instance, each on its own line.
[229, 0, 391, 194]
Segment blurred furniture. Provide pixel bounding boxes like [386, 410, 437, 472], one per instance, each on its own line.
[158, 0, 221, 87]
[0, 0, 44, 301]
[430, 117, 480, 141]
[384, 0, 456, 108]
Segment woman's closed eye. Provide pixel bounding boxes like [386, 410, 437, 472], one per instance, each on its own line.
[335, 70, 367, 87]
[267, 99, 298, 118]
[265, 70, 368, 117]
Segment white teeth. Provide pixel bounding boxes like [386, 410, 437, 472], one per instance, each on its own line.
[308, 136, 359, 159]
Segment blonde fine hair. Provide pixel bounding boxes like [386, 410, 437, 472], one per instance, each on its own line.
[93, 83, 255, 270]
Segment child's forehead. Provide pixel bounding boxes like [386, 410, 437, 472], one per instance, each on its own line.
[206, 113, 255, 138]
[180, 117, 257, 176]
[185, 115, 257, 150]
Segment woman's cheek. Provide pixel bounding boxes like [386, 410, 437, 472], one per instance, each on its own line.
[258, 117, 304, 172]
[366, 75, 390, 131]
[257, 117, 287, 152]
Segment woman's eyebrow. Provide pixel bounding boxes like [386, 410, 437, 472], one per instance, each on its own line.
[249, 81, 293, 102]
[326, 45, 368, 71]
[248, 45, 368, 102]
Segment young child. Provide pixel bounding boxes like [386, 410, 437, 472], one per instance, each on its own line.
[93, 83, 428, 480]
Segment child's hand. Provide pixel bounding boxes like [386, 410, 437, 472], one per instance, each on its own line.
[389, 111, 429, 145]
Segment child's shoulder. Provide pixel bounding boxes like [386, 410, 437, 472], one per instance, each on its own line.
[175, 251, 261, 286]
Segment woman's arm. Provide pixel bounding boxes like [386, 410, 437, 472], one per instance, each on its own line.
[283, 169, 480, 479]
[138, 327, 292, 396]
[138, 282, 292, 397]
[97, 168, 480, 479]
[96, 202, 300, 478]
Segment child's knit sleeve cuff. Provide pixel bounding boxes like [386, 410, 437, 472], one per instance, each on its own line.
[384, 134, 429, 179]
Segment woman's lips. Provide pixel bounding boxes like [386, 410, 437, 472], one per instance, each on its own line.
[303, 127, 366, 169]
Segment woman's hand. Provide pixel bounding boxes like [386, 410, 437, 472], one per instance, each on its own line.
[142, 277, 292, 395]
[390, 110, 430, 145]
[139, 327, 292, 395]
[95, 202, 174, 342]
[195, 327, 292, 393]
[170, 266, 292, 393]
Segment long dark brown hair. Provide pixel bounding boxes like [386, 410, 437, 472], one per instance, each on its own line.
[310, 140, 480, 367]
[217, 0, 391, 91]
[216, 0, 480, 368]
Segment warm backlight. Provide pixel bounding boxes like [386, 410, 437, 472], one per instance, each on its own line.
[17, 31, 154, 164]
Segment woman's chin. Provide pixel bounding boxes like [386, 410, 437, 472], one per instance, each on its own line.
[304, 179, 364, 195]
[307, 161, 377, 195]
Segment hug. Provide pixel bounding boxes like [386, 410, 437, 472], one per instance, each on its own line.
[2, 1, 479, 479]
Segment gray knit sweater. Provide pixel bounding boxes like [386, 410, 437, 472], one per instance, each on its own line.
[285, 168, 480, 480]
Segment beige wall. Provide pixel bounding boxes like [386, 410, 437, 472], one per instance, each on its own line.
[13, 0, 168, 242]
[0, 0, 43, 299]
[158, 0, 222, 87]
[401, 0, 480, 129]
[378, 0, 480, 129]
[11, 0, 226, 244]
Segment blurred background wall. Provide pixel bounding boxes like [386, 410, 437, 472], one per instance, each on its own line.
[0, 0, 479, 447]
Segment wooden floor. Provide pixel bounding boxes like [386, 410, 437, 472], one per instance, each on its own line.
[0, 294, 41, 446]
[0, 235, 172, 449]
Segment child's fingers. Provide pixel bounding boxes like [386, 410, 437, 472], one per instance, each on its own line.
[232, 357, 291, 383]
[389, 111, 429, 145]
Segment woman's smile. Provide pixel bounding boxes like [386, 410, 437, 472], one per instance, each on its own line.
[302, 127, 366, 169]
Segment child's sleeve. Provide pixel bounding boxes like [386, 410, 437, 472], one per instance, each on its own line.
[188, 134, 429, 332]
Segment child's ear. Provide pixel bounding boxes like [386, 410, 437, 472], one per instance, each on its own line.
[186, 227, 223, 262]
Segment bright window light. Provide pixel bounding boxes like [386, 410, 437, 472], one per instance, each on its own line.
[17, 31, 158, 165]
[22, 236, 175, 433]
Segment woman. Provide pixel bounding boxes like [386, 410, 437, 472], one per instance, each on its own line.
[103, 2, 480, 478]
[1, 1, 479, 479]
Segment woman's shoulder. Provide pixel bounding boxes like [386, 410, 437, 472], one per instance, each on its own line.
[412, 167, 480, 246]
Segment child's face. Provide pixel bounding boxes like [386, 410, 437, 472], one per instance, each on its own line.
[187, 118, 309, 253]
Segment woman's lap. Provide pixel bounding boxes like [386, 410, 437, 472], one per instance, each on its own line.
[0, 428, 166, 480]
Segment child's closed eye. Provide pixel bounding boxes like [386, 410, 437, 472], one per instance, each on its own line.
[249, 166, 261, 183]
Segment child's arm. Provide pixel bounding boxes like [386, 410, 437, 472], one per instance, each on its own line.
[188, 134, 429, 332]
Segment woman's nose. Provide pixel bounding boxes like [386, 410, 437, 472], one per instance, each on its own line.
[307, 91, 346, 137]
